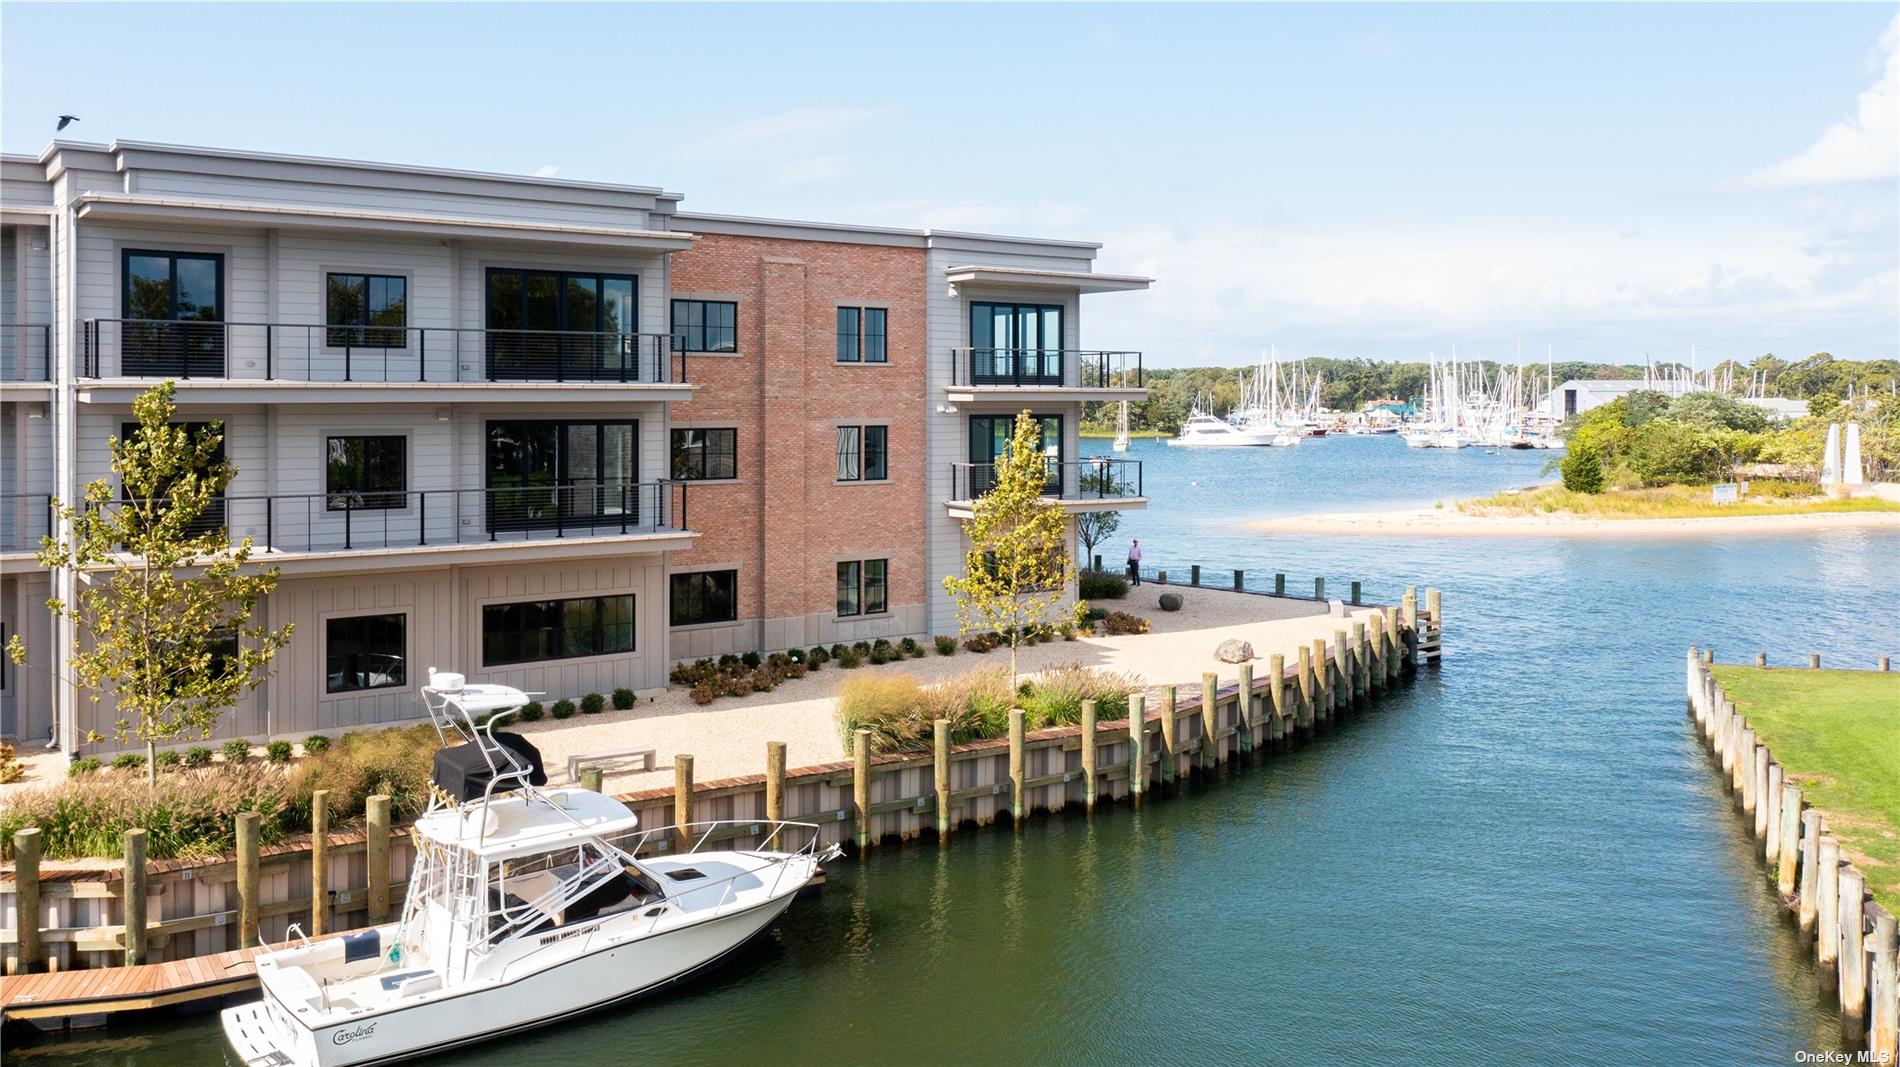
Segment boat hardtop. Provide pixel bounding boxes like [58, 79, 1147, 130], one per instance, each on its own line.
[412, 787, 643, 860]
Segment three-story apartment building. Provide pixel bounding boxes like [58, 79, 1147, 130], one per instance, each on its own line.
[0, 140, 1150, 756]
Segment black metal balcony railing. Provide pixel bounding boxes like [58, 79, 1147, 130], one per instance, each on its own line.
[950, 348, 1144, 389]
[79, 320, 686, 385]
[2, 326, 53, 382]
[0, 494, 53, 552]
[96, 482, 686, 555]
[950, 458, 1143, 502]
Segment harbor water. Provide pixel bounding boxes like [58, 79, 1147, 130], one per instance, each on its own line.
[14, 435, 1895, 1066]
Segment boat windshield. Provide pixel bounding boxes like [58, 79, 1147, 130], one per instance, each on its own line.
[485, 841, 665, 945]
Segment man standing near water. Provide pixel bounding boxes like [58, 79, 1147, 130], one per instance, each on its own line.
[1127, 539, 1143, 586]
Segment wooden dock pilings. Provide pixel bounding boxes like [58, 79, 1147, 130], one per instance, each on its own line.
[1688, 647, 1900, 1058]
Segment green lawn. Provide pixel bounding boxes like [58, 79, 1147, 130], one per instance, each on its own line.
[1711, 665, 1900, 911]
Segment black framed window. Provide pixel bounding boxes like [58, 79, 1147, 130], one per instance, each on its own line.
[482, 595, 635, 666]
[120, 420, 226, 535]
[671, 428, 737, 480]
[326, 273, 408, 348]
[485, 420, 637, 530]
[486, 269, 638, 380]
[836, 558, 887, 617]
[670, 570, 738, 626]
[325, 613, 406, 694]
[836, 425, 887, 481]
[122, 249, 225, 376]
[836, 307, 887, 363]
[970, 301, 1062, 383]
[670, 300, 737, 353]
[968, 413, 1061, 494]
[326, 436, 406, 511]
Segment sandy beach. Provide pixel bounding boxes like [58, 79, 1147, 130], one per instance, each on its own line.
[1249, 506, 1900, 538]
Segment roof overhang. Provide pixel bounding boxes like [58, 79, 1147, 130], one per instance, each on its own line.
[945, 265, 1152, 294]
[73, 194, 696, 251]
[0, 210, 52, 227]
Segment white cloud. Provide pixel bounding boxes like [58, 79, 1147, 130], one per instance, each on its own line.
[1731, 12, 1899, 189]
[533, 164, 560, 178]
[668, 107, 889, 185]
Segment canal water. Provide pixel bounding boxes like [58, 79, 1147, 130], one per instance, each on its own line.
[16, 436, 1896, 1066]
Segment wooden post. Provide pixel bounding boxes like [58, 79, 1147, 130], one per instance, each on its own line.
[1081, 700, 1099, 810]
[1718, 702, 1738, 778]
[310, 789, 330, 937]
[1839, 867, 1866, 1037]
[1190, 563, 1200, 586]
[580, 767, 604, 794]
[1007, 711, 1025, 824]
[1740, 734, 1759, 815]
[1314, 576, 1325, 600]
[1880, 656, 1891, 672]
[1799, 810, 1823, 934]
[365, 795, 390, 925]
[1751, 748, 1770, 837]
[1200, 672, 1219, 768]
[1296, 644, 1316, 729]
[1777, 784, 1802, 897]
[1235, 663, 1254, 754]
[237, 811, 262, 948]
[1352, 621, 1370, 706]
[1367, 614, 1385, 695]
[1755, 651, 1767, 667]
[1127, 692, 1145, 802]
[852, 733, 871, 848]
[1268, 654, 1288, 744]
[932, 721, 951, 837]
[13, 828, 43, 974]
[1275, 572, 1286, 596]
[1870, 911, 1898, 1066]
[1159, 684, 1178, 783]
[1809, 652, 1820, 669]
[1233, 568, 1244, 591]
[765, 741, 786, 823]
[1350, 579, 1362, 605]
[1311, 638, 1332, 720]
[121, 828, 147, 966]
[1402, 587, 1418, 641]
[1818, 836, 1840, 988]
[1333, 630, 1350, 712]
[1704, 647, 1715, 665]
[674, 755, 695, 843]
[1384, 607, 1403, 682]
[1762, 762, 1782, 858]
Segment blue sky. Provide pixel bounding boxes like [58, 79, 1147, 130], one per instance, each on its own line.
[3, 3, 1895, 369]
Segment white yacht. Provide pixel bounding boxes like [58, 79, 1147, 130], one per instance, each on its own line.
[1166, 411, 1281, 447]
[221, 672, 836, 1067]
[1401, 427, 1463, 449]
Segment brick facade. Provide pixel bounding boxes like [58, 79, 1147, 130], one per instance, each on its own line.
[668, 232, 928, 647]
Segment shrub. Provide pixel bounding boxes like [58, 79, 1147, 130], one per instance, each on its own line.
[786, 647, 806, 664]
[689, 682, 718, 705]
[10, 761, 293, 860]
[1078, 570, 1130, 600]
[0, 741, 23, 784]
[872, 638, 892, 652]
[301, 734, 332, 755]
[183, 746, 213, 768]
[285, 724, 440, 831]
[112, 752, 148, 772]
[853, 641, 872, 656]
[1102, 611, 1150, 636]
[718, 653, 741, 670]
[1085, 606, 1110, 622]
[868, 646, 898, 665]
[899, 636, 921, 655]
[612, 687, 636, 711]
[835, 673, 927, 752]
[264, 740, 293, 764]
[750, 667, 775, 693]
[722, 673, 755, 697]
[808, 646, 831, 666]
[1059, 623, 1078, 641]
[837, 649, 863, 669]
[580, 692, 606, 715]
[740, 651, 762, 669]
[550, 699, 577, 720]
[829, 643, 848, 659]
[515, 701, 545, 723]
[1559, 443, 1605, 493]
[935, 635, 958, 655]
[68, 757, 102, 777]
[1017, 663, 1142, 730]
[669, 661, 700, 686]
[783, 661, 808, 680]
[222, 739, 253, 764]
[154, 749, 183, 769]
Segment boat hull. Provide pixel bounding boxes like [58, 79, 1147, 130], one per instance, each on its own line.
[222, 890, 796, 1067]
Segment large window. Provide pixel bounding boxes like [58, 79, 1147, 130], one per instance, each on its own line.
[326, 273, 408, 348]
[120, 420, 226, 535]
[483, 595, 635, 666]
[486, 420, 637, 530]
[836, 307, 887, 363]
[122, 250, 224, 376]
[836, 425, 888, 482]
[326, 436, 407, 511]
[671, 300, 737, 353]
[670, 570, 738, 626]
[326, 613, 406, 694]
[968, 413, 1060, 495]
[970, 302, 1062, 383]
[671, 428, 737, 481]
[836, 559, 888, 617]
[486, 269, 638, 380]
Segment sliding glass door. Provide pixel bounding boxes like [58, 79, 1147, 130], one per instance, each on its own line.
[486, 269, 638, 380]
[486, 420, 638, 531]
[122, 250, 225, 376]
[968, 414, 1061, 495]
[969, 302, 1063, 384]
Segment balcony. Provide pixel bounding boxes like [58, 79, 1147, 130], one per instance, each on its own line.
[92, 482, 694, 574]
[75, 320, 692, 403]
[0, 494, 51, 563]
[2, 325, 52, 385]
[945, 348, 1146, 403]
[945, 458, 1147, 517]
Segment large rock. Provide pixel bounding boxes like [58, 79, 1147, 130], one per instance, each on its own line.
[1158, 592, 1183, 612]
[1215, 638, 1254, 663]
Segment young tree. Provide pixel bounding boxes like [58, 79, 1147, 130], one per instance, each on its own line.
[1075, 509, 1120, 570]
[942, 411, 1084, 685]
[7, 382, 291, 784]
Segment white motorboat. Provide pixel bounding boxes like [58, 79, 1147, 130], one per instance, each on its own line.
[222, 672, 837, 1067]
[1166, 411, 1280, 447]
[1400, 427, 1463, 449]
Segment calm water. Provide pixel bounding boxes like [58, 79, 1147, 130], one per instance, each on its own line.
[17, 437, 1897, 1066]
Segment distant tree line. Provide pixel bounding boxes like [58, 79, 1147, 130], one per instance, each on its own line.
[1084, 353, 1899, 436]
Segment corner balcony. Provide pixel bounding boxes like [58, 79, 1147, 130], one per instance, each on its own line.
[93, 482, 695, 576]
[75, 320, 693, 405]
[944, 348, 1148, 404]
[945, 458, 1147, 518]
